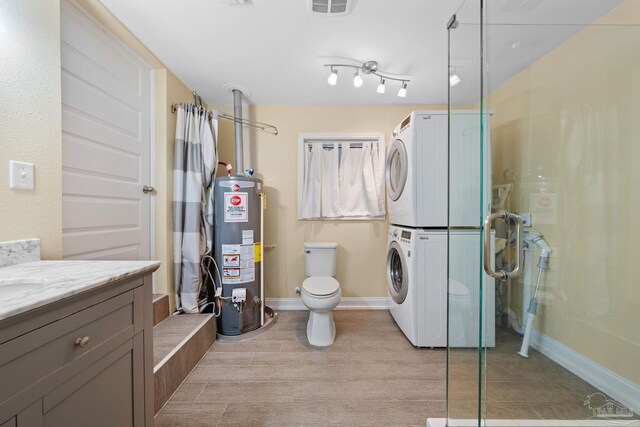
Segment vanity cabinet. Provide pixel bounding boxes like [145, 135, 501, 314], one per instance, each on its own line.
[0, 272, 154, 427]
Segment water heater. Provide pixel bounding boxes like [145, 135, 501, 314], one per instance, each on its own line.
[213, 175, 262, 335]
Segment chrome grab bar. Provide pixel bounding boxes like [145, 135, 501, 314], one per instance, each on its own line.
[483, 210, 523, 279]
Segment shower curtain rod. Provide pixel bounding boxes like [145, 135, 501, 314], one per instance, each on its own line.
[170, 103, 278, 135]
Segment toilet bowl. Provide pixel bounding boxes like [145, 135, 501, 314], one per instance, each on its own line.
[301, 276, 341, 346]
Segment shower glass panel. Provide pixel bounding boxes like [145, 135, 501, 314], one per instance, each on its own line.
[447, 1, 640, 426]
[446, 1, 486, 424]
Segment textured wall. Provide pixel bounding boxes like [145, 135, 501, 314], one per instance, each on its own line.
[0, 0, 63, 259]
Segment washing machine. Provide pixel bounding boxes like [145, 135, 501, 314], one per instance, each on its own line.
[386, 225, 495, 348]
[386, 111, 492, 228]
[386, 226, 447, 347]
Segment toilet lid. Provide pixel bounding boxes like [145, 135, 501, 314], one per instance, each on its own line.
[302, 277, 340, 296]
[449, 280, 469, 297]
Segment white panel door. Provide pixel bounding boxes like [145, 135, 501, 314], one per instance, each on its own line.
[61, 0, 152, 260]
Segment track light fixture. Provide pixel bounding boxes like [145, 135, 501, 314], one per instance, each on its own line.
[324, 60, 409, 97]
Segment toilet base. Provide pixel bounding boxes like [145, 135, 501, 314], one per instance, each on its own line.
[307, 310, 336, 347]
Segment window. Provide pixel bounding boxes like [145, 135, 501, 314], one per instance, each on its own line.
[297, 133, 385, 220]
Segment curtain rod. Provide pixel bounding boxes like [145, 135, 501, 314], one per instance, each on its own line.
[304, 139, 379, 144]
[305, 141, 383, 150]
[170, 103, 278, 135]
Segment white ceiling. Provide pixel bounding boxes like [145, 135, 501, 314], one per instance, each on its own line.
[99, 0, 621, 105]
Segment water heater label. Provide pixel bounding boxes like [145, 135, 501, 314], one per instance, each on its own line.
[222, 268, 240, 279]
[242, 230, 254, 244]
[221, 244, 255, 284]
[223, 254, 240, 267]
[224, 192, 248, 222]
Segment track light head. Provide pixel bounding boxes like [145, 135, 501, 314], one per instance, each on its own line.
[327, 68, 338, 86]
[376, 78, 386, 94]
[353, 71, 363, 88]
[397, 81, 407, 98]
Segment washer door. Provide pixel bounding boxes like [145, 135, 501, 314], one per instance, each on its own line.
[386, 139, 408, 201]
[387, 241, 409, 304]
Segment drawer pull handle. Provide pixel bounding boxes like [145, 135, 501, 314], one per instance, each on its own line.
[74, 336, 91, 347]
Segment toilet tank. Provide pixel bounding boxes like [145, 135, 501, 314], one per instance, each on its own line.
[304, 242, 337, 276]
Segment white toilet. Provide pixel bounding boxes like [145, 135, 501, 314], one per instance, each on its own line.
[301, 242, 341, 347]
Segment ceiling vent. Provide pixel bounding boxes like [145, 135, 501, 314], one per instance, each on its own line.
[309, 0, 352, 16]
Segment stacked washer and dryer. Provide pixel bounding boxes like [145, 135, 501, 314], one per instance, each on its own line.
[385, 111, 496, 348]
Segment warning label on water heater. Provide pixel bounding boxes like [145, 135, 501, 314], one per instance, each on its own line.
[224, 192, 248, 222]
[221, 244, 255, 284]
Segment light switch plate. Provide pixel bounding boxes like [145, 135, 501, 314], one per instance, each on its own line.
[9, 160, 35, 190]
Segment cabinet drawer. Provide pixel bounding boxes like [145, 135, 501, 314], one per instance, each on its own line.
[0, 290, 135, 406]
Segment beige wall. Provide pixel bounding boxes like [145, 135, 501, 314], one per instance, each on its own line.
[488, 0, 640, 384]
[0, 0, 63, 259]
[0, 0, 197, 311]
[217, 105, 445, 300]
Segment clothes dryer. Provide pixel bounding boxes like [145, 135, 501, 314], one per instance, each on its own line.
[386, 111, 492, 228]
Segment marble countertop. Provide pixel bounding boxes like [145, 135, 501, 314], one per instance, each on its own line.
[0, 260, 160, 321]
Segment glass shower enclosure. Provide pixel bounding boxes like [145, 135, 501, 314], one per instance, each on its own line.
[446, 1, 640, 425]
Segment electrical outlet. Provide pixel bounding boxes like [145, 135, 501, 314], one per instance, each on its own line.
[9, 161, 34, 190]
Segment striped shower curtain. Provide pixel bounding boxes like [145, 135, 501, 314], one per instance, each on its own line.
[173, 104, 218, 313]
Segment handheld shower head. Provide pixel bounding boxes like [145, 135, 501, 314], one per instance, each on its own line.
[525, 232, 553, 270]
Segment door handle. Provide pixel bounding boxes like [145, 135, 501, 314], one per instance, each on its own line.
[483, 210, 523, 279]
[142, 185, 155, 194]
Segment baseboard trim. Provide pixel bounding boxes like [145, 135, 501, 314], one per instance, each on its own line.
[428, 419, 640, 426]
[265, 297, 389, 311]
[530, 329, 640, 411]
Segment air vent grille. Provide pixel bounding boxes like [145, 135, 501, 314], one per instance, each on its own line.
[310, 0, 351, 16]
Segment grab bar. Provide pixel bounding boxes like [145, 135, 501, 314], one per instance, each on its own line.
[483, 210, 523, 279]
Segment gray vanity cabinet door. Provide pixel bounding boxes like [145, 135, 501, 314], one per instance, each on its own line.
[16, 401, 41, 426]
[39, 337, 141, 427]
[1, 416, 16, 427]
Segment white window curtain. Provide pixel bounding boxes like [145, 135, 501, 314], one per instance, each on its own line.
[299, 140, 385, 219]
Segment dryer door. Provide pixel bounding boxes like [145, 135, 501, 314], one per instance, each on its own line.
[387, 241, 409, 304]
[386, 139, 408, 201]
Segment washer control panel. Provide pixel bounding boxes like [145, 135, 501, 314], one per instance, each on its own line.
[389, 226, 412, 247]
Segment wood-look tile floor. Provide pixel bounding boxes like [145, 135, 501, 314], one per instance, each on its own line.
[155, 310, 624, 426]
